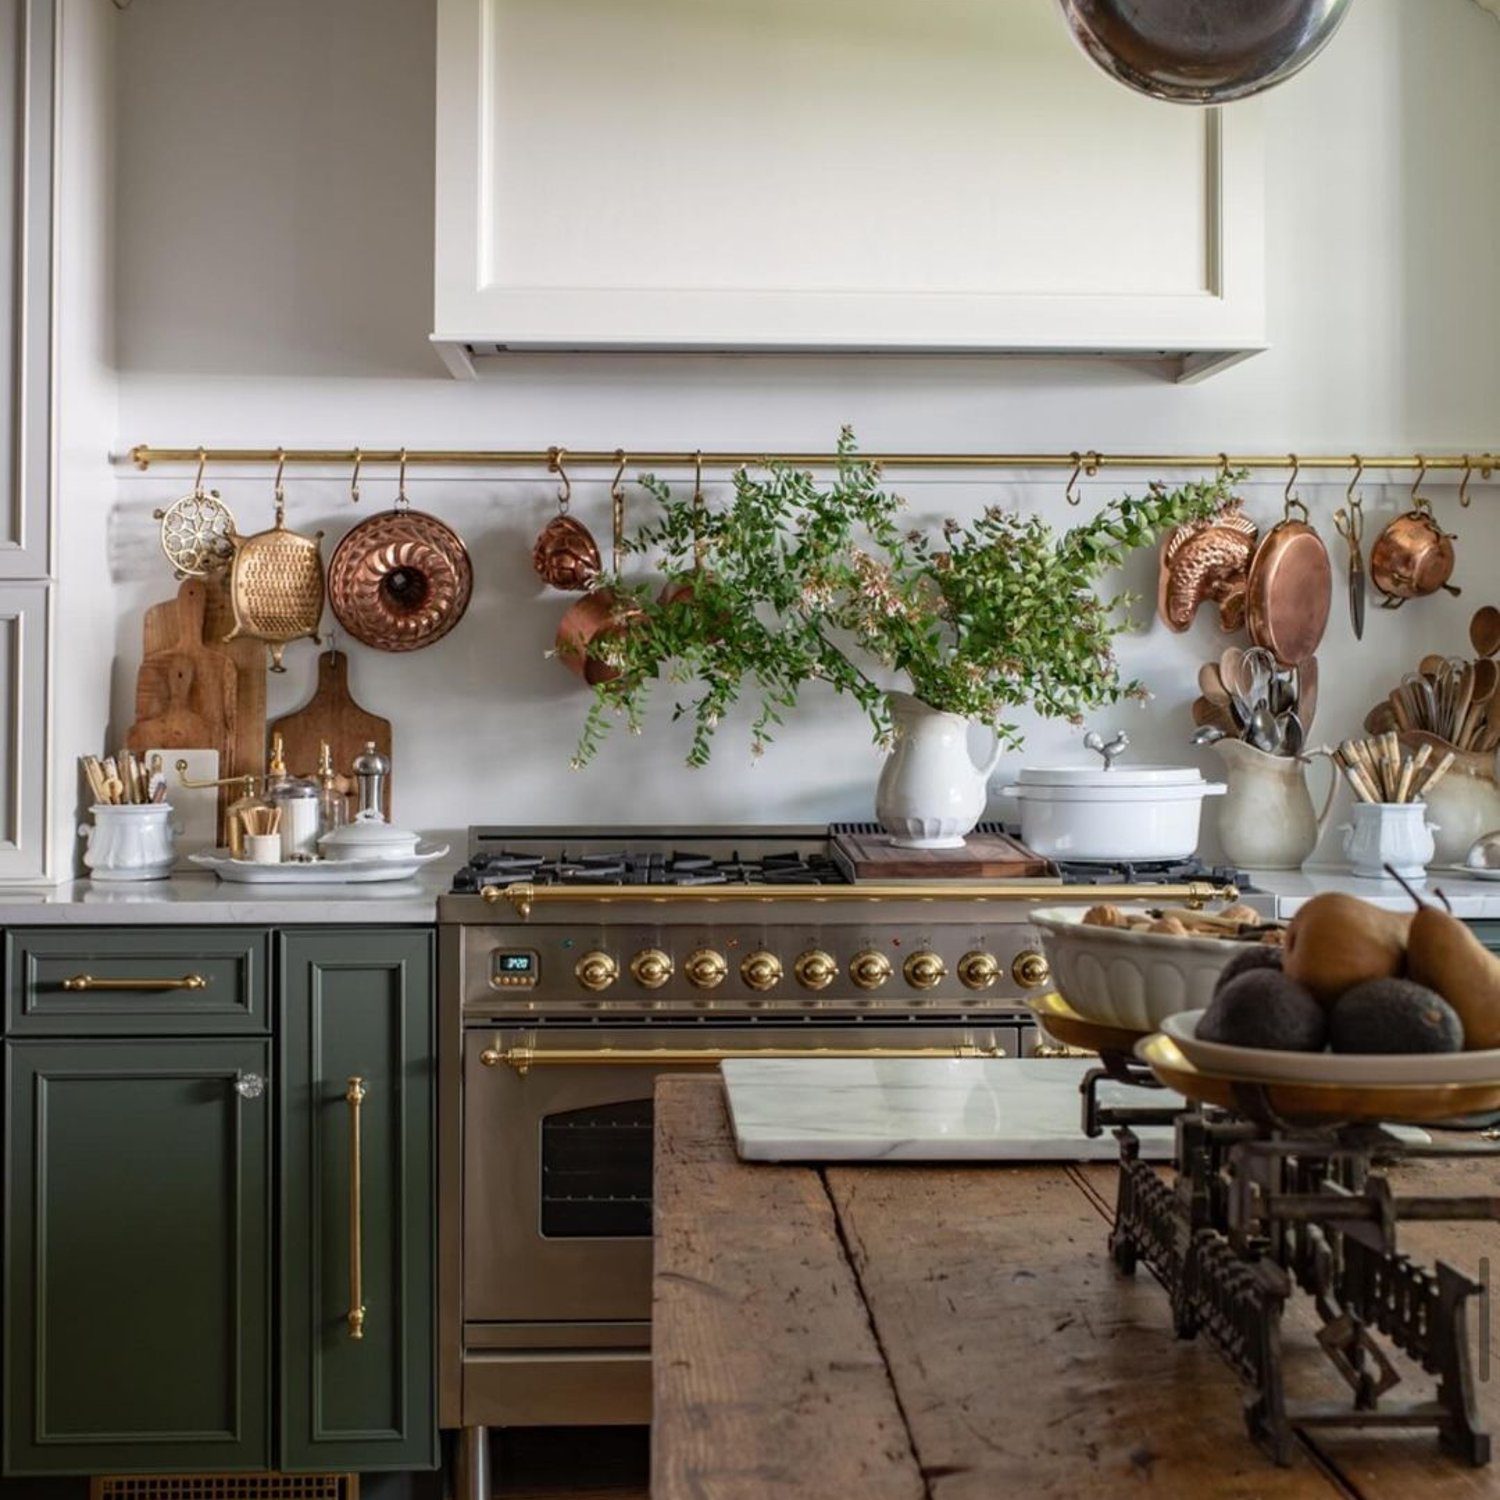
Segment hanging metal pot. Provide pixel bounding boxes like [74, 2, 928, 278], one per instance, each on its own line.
[533, 449, 601, 591]
[1244, 463, 1332, 667]
[1055, 0, 1354, 104]
[555, 453, 641, 685]
[328, 452, 474, 651]
[1368, 464, 1460, 610]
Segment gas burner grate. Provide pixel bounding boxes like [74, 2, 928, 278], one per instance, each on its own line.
[451, 845, 847, 893]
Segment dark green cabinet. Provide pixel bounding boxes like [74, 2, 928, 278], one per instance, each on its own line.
[3, 1037, 272, 1475]
[279, 930, 436, 1473]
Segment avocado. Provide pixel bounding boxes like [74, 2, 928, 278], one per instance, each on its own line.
[1328, 978, 1464, 1055]
[1214, 944, 1284, 995]
[1197, 969, 1326, 1052]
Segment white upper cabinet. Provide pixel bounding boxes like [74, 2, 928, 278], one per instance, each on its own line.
[434, 0, 1265, 380]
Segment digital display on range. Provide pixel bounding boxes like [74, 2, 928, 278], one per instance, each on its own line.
[491, 950, 539, 988]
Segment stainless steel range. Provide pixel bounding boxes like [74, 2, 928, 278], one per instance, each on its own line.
[438, 824, 1240, 1488]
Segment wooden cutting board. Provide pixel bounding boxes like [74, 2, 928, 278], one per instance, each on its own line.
[127, 580, 237, 779]
[831, 827, 1055, 881]
[146, 576, 267, 782]
[269, 649, 392, 818]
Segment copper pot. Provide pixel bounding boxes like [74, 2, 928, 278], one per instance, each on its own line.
[555, 587, 640, 685]
[1244, 511, 1331, 666]
[1369, 508, 1460, 609]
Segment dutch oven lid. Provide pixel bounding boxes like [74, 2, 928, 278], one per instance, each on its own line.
[1015, 763, 1206, 788]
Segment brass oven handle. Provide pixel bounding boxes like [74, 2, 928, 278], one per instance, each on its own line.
[482, 880, 1238, 917]
[61, 973, 208, 992]
[480, 1042, 1006, 1076]
[346, 1076, 366, 1341]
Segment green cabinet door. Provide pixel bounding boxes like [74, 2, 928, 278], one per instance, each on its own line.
[279, 930, 436, 1473]
[4, 1037, 272, 1475]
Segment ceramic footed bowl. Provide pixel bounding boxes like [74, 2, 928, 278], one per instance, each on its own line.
[1030, 908, 1249, 1032]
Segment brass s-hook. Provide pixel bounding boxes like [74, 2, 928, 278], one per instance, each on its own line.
[1411, 455, 1430, 515]
[193, 447, 209, 499]
[350, 448, 362, 505]
[395, 447, 410, 512]
[1460, 455, 1474, 509]
[548, 446, 572, 513]
[272, 447, 287, 527]
[1283, 454, 1306, 520]
[1065, 453, 1083, 507]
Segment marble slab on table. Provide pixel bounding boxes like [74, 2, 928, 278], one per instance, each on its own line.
[722, 1057, 1178, 1163]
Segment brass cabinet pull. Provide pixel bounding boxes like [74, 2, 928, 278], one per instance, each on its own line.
[346, 1076, 366, 1341]
[482, 1042, 1005, 1076]
[61, 973, 208, 992]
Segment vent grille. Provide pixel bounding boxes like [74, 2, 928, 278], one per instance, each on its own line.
[91, 1477, 358, 1500]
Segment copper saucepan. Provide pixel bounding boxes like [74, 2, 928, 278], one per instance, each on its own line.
[1368, 504, 1459, 610]
[1244, 489, 1331, 667]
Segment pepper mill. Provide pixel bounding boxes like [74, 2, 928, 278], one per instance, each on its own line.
[352, 741, 390, 823]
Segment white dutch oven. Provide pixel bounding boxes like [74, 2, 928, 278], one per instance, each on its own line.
[1002, 764, 1226, 862]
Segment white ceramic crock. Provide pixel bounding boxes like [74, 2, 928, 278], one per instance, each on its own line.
[1341, 801, 1437, 880]
[875, 693, 1003, 849]
[1001, 765, 1226, 862]
[79, 803, 176, 882]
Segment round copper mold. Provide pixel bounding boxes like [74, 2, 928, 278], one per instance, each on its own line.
[533, 514, 602, 591]
[1245, 518, 1332, 666]
[328, 510, 473, 652]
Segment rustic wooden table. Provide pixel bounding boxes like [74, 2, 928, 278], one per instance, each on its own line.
[652, 1075, 1500, 1499]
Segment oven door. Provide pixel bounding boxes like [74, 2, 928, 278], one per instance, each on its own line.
[462, 1022, 1008, 1324]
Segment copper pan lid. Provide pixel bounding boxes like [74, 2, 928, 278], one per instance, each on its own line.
[1245, 505, 1331, 666]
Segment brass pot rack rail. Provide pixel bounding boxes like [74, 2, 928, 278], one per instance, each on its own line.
[125, 444, 1499, 480]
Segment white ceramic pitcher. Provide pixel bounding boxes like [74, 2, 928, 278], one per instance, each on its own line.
[875, 692, 1003, 849]
[1211, 739, 1337, 870]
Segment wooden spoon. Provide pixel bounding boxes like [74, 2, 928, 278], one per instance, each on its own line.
[1294, 656, 1318, 733]
[1471, 605, 1500, 659]
[1197, 662, 1231, 707]
[1449, 661, 1475, 744]
[1191, 696, 1238, 735]
[1418, 653, 1448, 678]
[1457, 658, 1499, 747]
[1219, 646, 1246, 699]
[1364, 701, 1398, 736]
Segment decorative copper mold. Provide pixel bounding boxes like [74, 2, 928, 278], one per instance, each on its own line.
[1157, 500, 1259, 634]
[328, 510, 473, 652]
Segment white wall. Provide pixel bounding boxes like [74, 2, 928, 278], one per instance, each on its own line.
[67, 0, 1500, 861]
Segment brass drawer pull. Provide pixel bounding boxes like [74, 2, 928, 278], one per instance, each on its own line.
[481, 1042, 1005, 1076]
[346, 1076, 366, 1341]
[61, 973, 209, 992]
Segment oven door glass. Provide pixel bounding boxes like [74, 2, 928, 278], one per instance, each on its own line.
[462, 1023, 1008, 1324]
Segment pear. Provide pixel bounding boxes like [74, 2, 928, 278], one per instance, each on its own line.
[1404, 901, 1500, 1051]
[1282, 892, 1411, 1007]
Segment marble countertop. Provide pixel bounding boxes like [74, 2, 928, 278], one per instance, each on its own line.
[0, 860, 1493, 927]
[0, 866, 454, 924]
[723, 1056, 1178, 1162]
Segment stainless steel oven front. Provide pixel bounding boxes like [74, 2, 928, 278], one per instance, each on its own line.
[443, 1013, 1016, 1428]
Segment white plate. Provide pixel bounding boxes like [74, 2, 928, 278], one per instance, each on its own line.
[1159, 1009, 1500, 1086]
[1453, 863, 1500, 882]
[189, 845, 449, 884]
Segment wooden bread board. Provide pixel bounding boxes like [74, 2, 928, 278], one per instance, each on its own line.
[127, 580, 237, 777]
[269, 649, 391, 818]
[831, 827, 1056, 881]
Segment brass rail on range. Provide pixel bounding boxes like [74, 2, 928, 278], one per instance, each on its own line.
[481, 1040, 1008, 1075]
[480, 879, 1239, 919]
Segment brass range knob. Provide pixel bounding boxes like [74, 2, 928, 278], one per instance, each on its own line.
[740, 951, 783, 992]
[684, 948, 728, 990]
[794, 950, 837, 991]
[957, 950, 1000, 991]
[575, 951, 619, 992]
[630, 949, 673, 989]
[849, 949, 893, 991]
[1012, 950, 1052, 990]
[903, 951, 947, 991]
